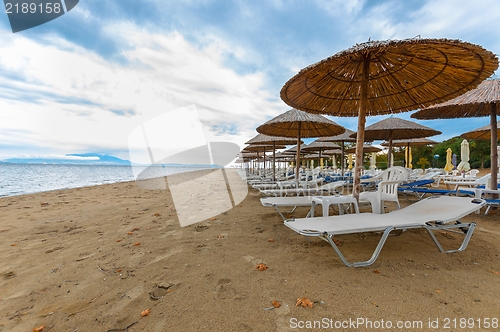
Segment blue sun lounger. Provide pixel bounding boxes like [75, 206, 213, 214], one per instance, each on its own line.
[399, 186, 457, 199]
[398, 179, 435, 190]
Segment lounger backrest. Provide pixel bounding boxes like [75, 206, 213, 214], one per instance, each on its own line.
[476, 173, 491, 188]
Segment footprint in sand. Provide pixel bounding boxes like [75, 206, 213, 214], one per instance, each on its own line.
[106, 285, 144, 315]
[214, 278, 236, 299]
[149, 282, 175, 300]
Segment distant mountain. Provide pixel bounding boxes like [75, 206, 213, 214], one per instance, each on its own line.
[1, 153, 131, 165]
[68, 153, 131, 165]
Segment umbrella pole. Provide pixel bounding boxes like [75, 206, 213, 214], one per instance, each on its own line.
[406, 143, 410, 168]
[387, 136, 393, 168]
[263, 147, 266, 176]
[341, 141, 345, 176]
[273, 142, 276, 182]
[490, 103, 498, 191]
[255, 153, 259, 175]
[296, 123, 302, 183]
[353, 56, 370, 201]
[318, 149, 322, 169]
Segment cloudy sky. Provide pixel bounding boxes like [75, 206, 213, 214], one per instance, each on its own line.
[0, 0, 499, 164]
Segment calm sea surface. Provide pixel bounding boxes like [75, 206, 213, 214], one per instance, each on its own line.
[0, 164, 204, 197]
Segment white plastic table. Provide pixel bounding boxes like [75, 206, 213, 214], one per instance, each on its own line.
[310, 195, 359, 217]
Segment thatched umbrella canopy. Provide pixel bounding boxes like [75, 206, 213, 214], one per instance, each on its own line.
[461, 122, 500, 140]
[381, 137, 439, 168]
[242, 144, 285, 174]
[318, 129, 372, 176]
[301, 140, 340, 151]
[245, 134, 298, 180]
[345, 145, 382, 170]
[412, 79, 500, 190]
[280, 37, 498, 199]
[351, 117, 441, 167]
[256, 109, 345, 181]
[245, 133, 298, 146]
[301, 140, 340, 167]
[381, 137, 439, 147]
[281, 144, 308, 155]
[323, 149, 343, 168]
[345, 145, 382, 154]
[239, 152, 261, 170]
[322, 149, 342, 155]
[302, 153, 323, 160]
[242, 144, 286, 152]
[319, 129, 357, 143]
[239, 151, 260, 158]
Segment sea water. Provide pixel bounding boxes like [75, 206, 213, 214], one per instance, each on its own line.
[0, 164, 203, 197]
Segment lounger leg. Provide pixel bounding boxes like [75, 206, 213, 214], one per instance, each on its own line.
[273, 206, 287, 221]
[322, 227, 395, 267]
[424, 222, 476, 253]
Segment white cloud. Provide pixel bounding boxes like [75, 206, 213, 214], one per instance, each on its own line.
[0, 25, 282, 160]
[313, 0, 365, 16]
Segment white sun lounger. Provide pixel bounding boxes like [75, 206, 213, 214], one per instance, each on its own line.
[260, 181, 345, 197]
[261, 196, 317, 220]
[261, 194, 359, 220]
[284, 196, 485, 267]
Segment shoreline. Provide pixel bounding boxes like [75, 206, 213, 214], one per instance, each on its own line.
[0, 168, 499, 331]
[0, 165, 220, 199]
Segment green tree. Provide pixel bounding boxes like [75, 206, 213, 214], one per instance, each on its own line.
[417, 157, 430, 169]
[432, 137, 463, 168]
[469, 140, 491, 169]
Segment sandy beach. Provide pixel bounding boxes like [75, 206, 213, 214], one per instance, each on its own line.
[1, 169, 499, 331]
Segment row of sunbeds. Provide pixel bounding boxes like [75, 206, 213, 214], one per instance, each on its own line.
[245, 169, 499, 267]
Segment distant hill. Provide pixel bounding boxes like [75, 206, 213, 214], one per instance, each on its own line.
[1, 153, 132, 165]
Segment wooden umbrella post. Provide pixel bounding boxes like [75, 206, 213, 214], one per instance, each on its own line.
[354, 56, 370, 201]
[387, 135, 393, 168]
[272, 141, 276, 181]
[406, 142, 411, 168]
[491, 103, 498, 191]
[341, 142, 345, 176]
[263, 147, 266, 175]
[296, 122, 302, 183]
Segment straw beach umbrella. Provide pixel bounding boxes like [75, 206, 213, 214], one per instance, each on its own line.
[413, 79, 500, 189]
[350, 117, 441, 168]
[381, 137, 439, 147]
[382, 137, 438, 169]
[318, 128, 360, 176]
[345, 145, 382, 154]
[345, 145, 382, 170]
[242, 144, 285, 174]
[280, 37, 498, 200]
[256, 109, 345, 182]
[461, 122, 500, 140]
[301, 140, 340, 168]
[245, 134, 299, 180]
